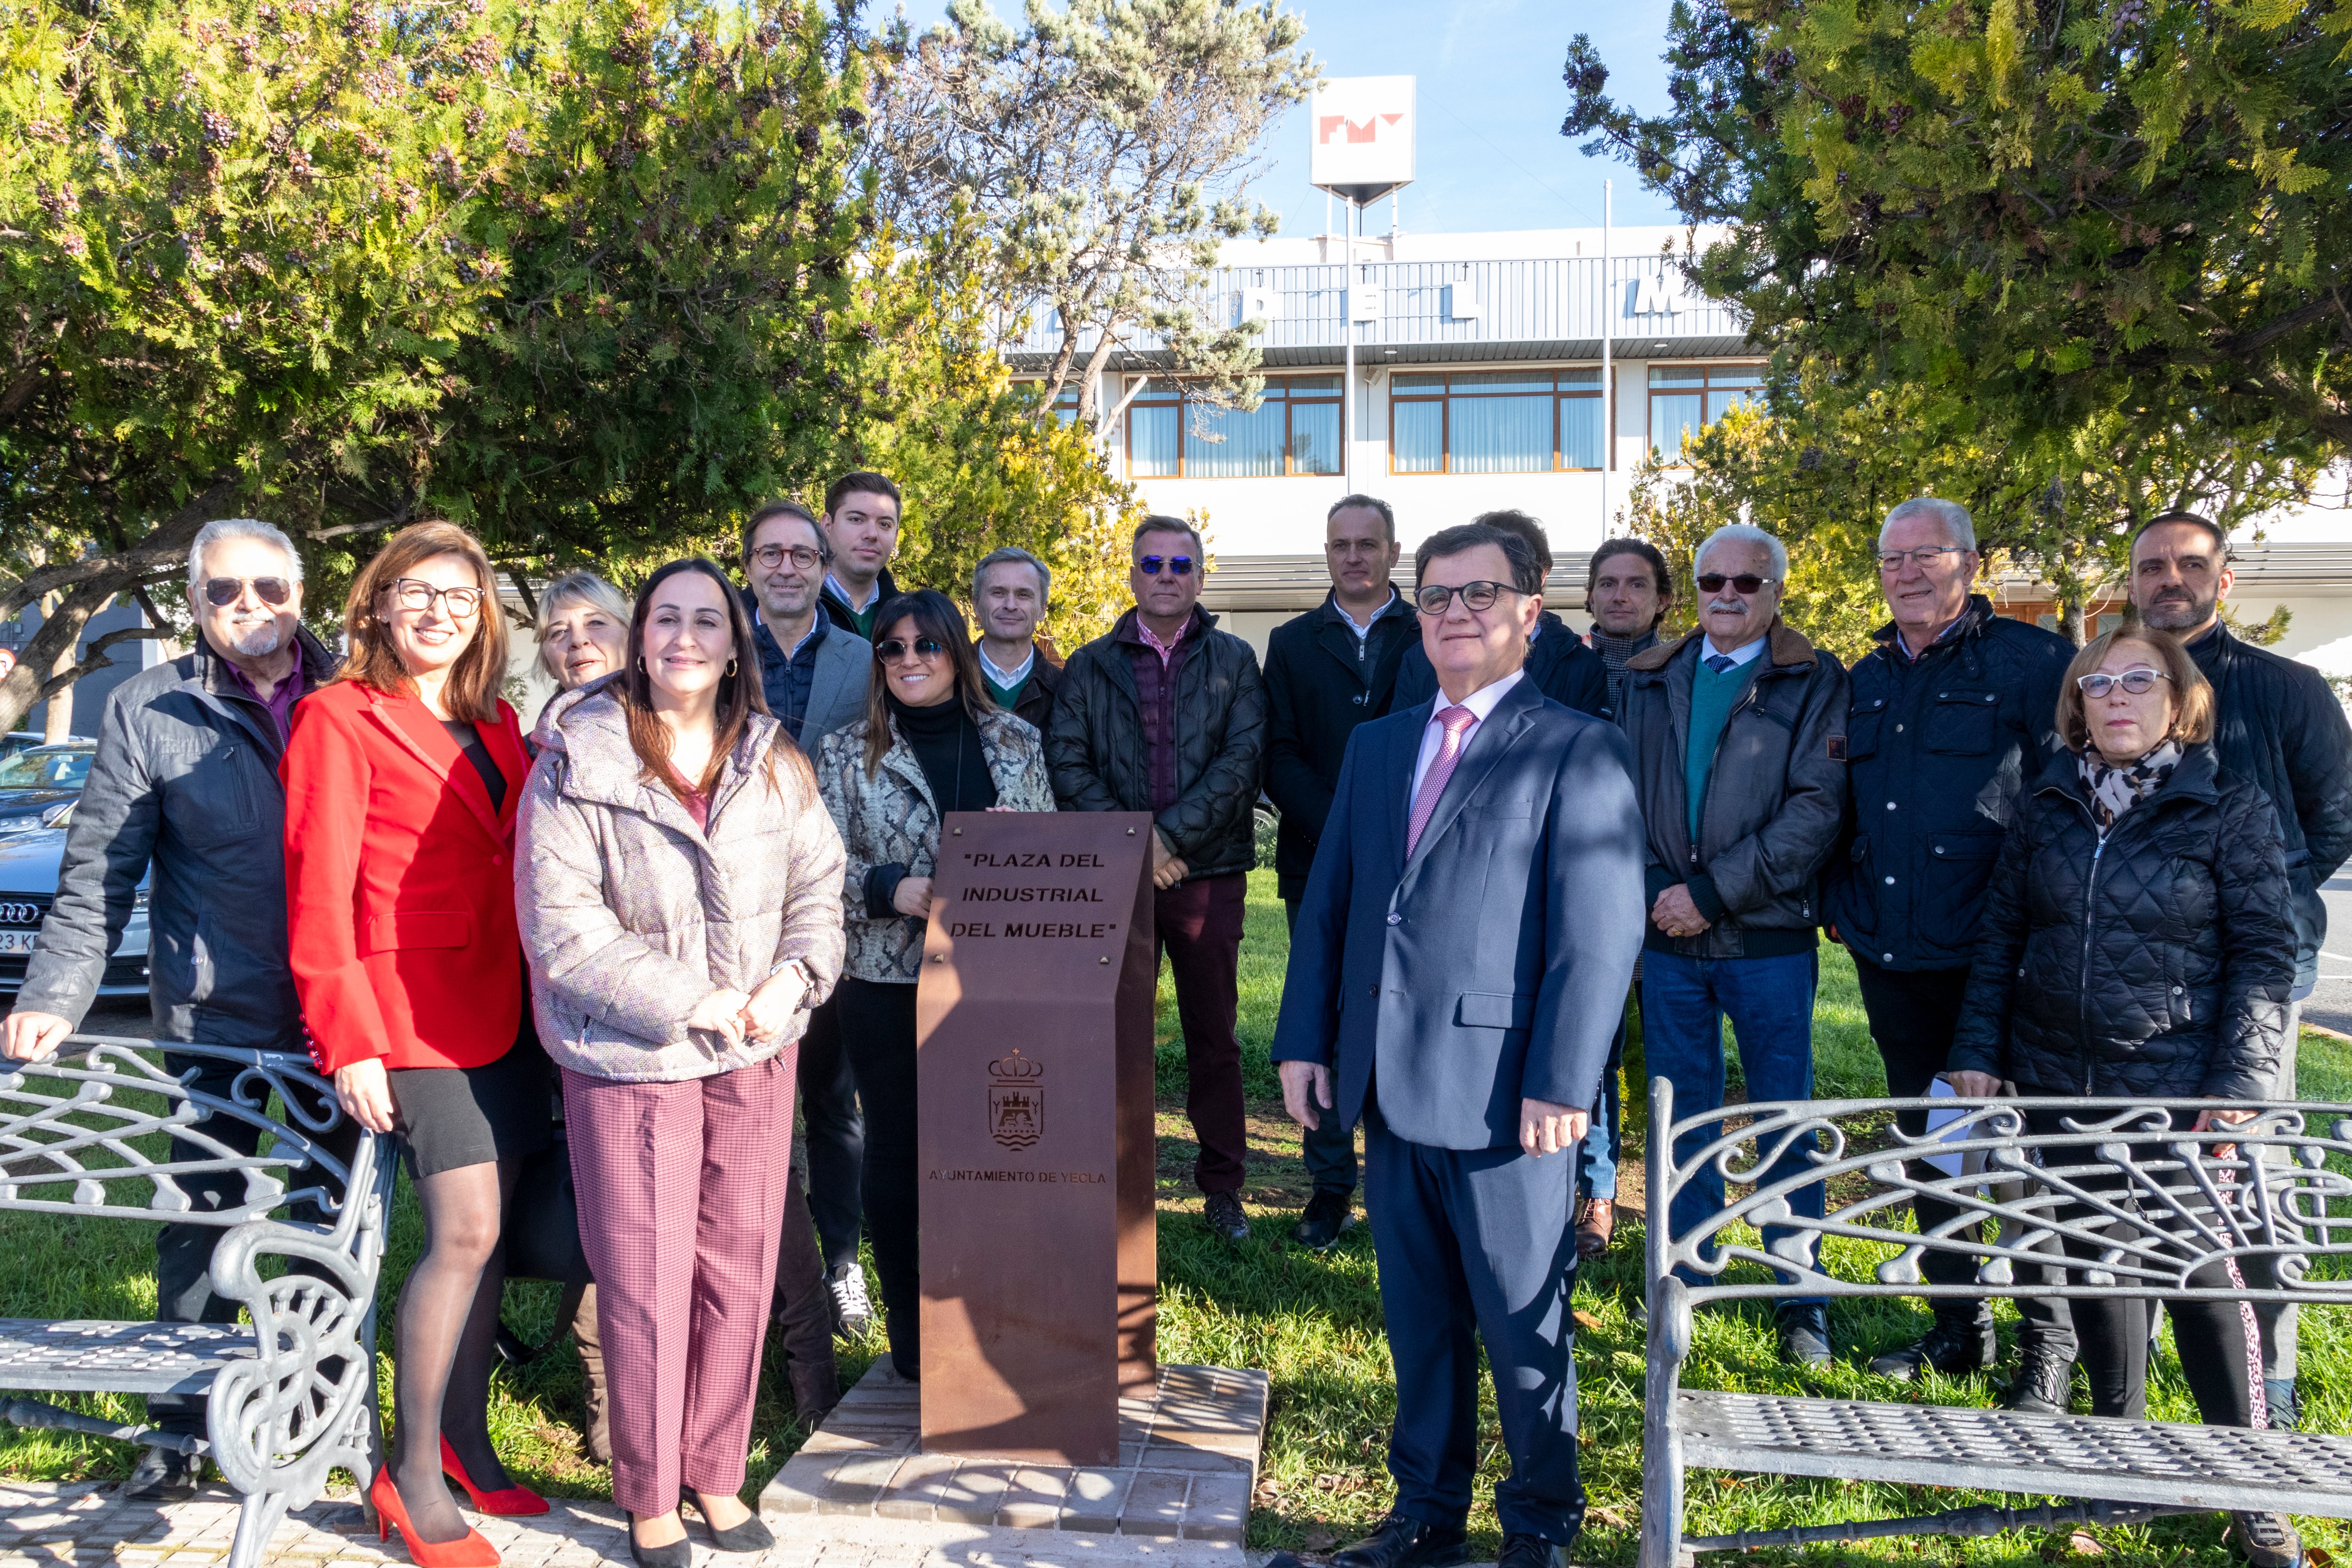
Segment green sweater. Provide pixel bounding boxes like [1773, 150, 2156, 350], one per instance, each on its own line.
[1685, 647, 1754, 843]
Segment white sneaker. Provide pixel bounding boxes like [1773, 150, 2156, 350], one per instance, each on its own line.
[827, 1262, 873, 1338]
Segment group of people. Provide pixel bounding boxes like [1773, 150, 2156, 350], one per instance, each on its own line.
[0, 468, 2344, 1568]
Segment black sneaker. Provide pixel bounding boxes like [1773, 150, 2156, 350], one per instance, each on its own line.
[826, 1261, 872, 1339]
[1203, 1190, 1250, 1242]
[1777, 1303, 1831, 1368]
[2000, 1340, 2074, 1416]
[2232, 1512, 2303, 1568]
[1292, 1189, 1355, 1251]
[1867, 1312, 1996, 1380]
[2265, 1378, 2301, 1432]
[121, 1444, 201, 1502]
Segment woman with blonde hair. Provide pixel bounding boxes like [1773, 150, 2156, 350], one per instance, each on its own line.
[284, 521, 546, 1567]
[533, 571, 631, 695]
[519, 557, 845, 1568]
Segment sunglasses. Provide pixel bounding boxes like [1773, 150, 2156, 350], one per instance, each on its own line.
[1696, 573, 1775, 595]
[1414, 581, 1513, 615]
[2076, 669, 2171, 698]
[203, 576, 293, 607]
[876, 636, 947, 663]
[1137, 555, 1195, 577]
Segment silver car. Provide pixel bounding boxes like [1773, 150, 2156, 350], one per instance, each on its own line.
[0, 823, 151, 999]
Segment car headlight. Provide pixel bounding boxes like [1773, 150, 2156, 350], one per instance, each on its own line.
[133, 887, 150, 912]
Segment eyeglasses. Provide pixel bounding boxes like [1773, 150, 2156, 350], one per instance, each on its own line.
[1414, 581, 1515, 616]
[1878, 546, 1971, 572]
[202, 576, 293, 607]
[876, 636, 947, 663]
[1137, 555, 1195, 577]
[1696, 573, 1776, 595]
[387, 578, 485, 617]
[2076, 669, 2172, 698]
[748, 544, 822, 572]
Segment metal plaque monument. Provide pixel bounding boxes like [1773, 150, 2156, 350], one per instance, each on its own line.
[914, 810, 1158, 1464]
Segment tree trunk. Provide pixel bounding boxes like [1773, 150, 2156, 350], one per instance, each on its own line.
[40, 598, 73, 744]
[2060, 597, 2086, 647]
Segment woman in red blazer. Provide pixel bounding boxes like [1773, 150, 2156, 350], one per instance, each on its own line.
[283, 520, 547, 1568]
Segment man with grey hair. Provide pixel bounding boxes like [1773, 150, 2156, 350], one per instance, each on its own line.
[971, 545, 1064, 732]
[0, 516, 350, 1500]
[1824, 496, 2078, 1397]
[1618, 522, 1849, 1366]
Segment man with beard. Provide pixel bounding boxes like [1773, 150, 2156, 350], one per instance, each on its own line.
[2, 518, 353, 1500]
[2127, 509, 2352, 1430]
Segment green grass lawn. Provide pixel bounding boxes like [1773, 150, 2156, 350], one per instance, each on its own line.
[5, 866, 2349, 1568]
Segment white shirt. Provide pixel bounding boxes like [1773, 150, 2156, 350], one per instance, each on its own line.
[823, 572, 881, 614]
[1409, 667, 1525, 805]
[1701, 633, 1767, 669]
[978, 642, 1037, 691]
[756, 605, 823, 661]
[1335, 589, 1397, 646]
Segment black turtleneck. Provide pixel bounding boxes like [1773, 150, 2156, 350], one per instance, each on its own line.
[888, 691, 997, 814]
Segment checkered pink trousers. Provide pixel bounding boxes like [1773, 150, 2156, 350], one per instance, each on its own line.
[563, 1051, 795, 1516]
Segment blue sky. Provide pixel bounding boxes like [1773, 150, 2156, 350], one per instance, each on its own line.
[894, 0, 1688, 236]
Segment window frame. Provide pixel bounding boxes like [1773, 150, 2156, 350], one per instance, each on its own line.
[1384, 367, 1608, 476]
[1643, 361, 1766, 467]
[1120, 374, 1343, 479]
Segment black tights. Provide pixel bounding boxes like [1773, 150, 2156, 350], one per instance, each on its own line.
[391, 1157, 520, 1544]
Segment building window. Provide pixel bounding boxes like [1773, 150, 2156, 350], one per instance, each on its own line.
[1387, 368, 1605, 475]
[1123, 376, 1340, 478]
[1646, 364, 1763, 462]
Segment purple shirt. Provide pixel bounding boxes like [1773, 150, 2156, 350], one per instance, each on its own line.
[222, 657, 303, 746]
[1120, 609, 1200, 815]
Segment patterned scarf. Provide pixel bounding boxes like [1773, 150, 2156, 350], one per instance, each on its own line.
[2077, 738, 2183, 835]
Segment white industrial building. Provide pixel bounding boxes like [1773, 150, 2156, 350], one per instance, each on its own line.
[1009, 225, 2352, 670]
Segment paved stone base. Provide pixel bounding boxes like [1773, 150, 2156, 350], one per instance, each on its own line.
[759, 1362, 1267, 1553]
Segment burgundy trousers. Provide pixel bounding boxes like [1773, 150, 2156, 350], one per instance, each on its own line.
[563, 1051, 795, 1516]
[1157, 872, 1249, 1195]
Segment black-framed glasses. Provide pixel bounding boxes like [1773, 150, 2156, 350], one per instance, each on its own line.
[202, 576, 293, 607]
[748, 543, 822, 572]
[1137, 555, 1195, 577]
[1878, 546, 1970, 572]
[1696, 573, 1775, 595]
[1414, 581, 1513, 616]
[2076, 669, 2171, 698]
[876, 636, 947, 663]
[387, 578, 485, 617]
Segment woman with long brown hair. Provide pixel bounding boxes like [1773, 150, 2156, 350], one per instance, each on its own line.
[284, 521, 548, 1567]
[518, 557, 845, 1568]
[810, 588, 1055, 1378]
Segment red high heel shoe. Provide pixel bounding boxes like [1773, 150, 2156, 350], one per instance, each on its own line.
[440, 1434, 550, 1516]
[371, 1467, 501, 1568]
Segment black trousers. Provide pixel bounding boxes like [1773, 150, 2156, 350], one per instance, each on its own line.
[1849, 955, 2075, 1354]
[768, 1159, 834, 1376]
[151, 1051, 362, 1437]
[2027, 1107, 2259, 1424]
[1285, 898, 1359, 1196]
[796, 995, 866, 1274]
[835, 975, 920, 1375]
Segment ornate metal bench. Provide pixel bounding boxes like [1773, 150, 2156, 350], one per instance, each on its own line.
[0, 1036, 395, 1567]
[1640, 1083, 2352, 1568]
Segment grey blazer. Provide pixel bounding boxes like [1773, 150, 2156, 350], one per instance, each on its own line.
[803, 630, 871, 747]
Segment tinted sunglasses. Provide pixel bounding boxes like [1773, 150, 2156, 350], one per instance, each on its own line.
[1138, 555, 1195, 577]
[1696, 573, 1774, 595]
[203, 576, 293, 607]
[876, 636, 948, 662]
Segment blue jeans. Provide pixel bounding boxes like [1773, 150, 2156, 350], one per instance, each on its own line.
[1574, 1010, 1625, 1203]
[1641, 948, 1823, 1303]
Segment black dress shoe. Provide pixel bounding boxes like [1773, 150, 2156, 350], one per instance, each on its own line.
[1999, 1340, 2074, 1415]
[1204, 1189, 1251, 1242]
[121, 1444, 201, 1502]
[1332, 1512, 1470, 1568]
[1867, 1311, 1995, 1380]
[1498, 1532, 1567, 1568]
[1777, 1303, 1831, 1368]
[627, 1517, 692, 1568]
[1293, 1189, 1356, 1251]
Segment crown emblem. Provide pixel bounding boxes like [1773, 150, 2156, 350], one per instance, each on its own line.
[988, 1050, 1045, 1083]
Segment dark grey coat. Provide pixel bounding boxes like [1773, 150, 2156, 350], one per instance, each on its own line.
[17, 629, 339, 1045]
[1619, 621, 1850, 958]
[1947, 744, 2295, 1099]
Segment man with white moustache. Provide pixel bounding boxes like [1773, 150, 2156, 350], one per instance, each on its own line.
[1, 517, 352, 1501]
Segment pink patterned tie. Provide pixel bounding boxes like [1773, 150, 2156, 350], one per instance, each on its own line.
[1407, 705, 1478, 857]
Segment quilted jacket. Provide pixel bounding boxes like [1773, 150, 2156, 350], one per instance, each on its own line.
[812, 707, 1056, 983]
[517, 680, 847, 1083]
[1045, 607, 1267, 882]
[1947, 743, 2295, 1100]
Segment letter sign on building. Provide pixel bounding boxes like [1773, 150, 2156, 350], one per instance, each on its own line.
[1310, 76, 1416, 205]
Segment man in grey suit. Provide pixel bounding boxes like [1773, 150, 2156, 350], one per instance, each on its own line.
[741, 500, 874, 1372]
[1273, 522, 1646, 1568]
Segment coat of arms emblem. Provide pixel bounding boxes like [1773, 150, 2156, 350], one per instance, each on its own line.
[987, 1049, 1044, 1151]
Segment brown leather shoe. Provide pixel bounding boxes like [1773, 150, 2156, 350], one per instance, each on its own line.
[572, 1283, 613, 1463]
[1575, 1198, 1615, 1260]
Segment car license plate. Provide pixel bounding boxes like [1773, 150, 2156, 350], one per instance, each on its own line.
[0, 931, 35, 955]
